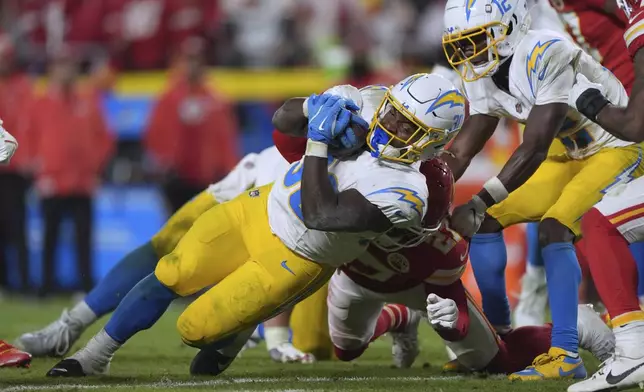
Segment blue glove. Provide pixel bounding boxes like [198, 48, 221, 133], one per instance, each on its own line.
[307, 93, 365, 149]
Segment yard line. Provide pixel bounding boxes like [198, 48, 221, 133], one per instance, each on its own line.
[1, 376, 463, 392]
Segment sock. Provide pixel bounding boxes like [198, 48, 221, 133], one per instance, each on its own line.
[487, 324, 553, 374]
[265, 327, 290, 351]
[104, 273, 178, 344]
[68, 300, 98, 328]
[542, 242, 581, 354]
[470, 232, 510, 328]
[85, 242, 159, 317]
[372, 304, 410, 341]
[581, 209, 641, 320]
[71, 328, 122, 372]
[628, 241, 644, 299]
[526, 222, 543, 267]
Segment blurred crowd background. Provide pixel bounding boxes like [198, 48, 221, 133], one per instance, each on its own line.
[0, 0, 524, 300]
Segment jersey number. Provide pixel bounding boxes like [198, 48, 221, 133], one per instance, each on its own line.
[283, 160, 338, 222]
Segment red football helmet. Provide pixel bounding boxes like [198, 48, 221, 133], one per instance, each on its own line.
[420, 157, 454, 231]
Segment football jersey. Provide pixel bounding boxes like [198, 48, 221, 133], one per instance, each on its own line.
[549, 0, 634, 92]
[207, 146, 289, 202]
[341, 226, 468, 293]
[268, 85, 428, 267]
[465, 29, 631, 159]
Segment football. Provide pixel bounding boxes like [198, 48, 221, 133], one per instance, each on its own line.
[328, 112, 370, 159]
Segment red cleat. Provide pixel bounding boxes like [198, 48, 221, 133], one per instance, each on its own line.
[0, 340, 32, 368]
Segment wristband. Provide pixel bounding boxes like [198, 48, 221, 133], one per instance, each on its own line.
[575, 88, 610, 122]
[302, 97, 309, 118]
[471, 194, 488, 213]
[305, 139, 328, 158]
[483, 177, 509, 204]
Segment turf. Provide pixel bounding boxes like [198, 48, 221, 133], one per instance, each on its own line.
[0, 297, 597, 392]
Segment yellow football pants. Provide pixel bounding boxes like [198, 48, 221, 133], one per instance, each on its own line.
[154, 184, 335, 347]
[488, 144, 644, 236]
[290, 283, 334, 360]
[151, 190, 217, 257]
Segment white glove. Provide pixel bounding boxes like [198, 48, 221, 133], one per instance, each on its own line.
[568, 74, 606, 113]
[427, 293, 459, 330]
[449, 195, 487, 238]
[0, 120, 18, 165]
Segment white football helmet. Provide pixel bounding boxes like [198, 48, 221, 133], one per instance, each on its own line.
[366, 73, 466, 164]
[443, 0, 532, 81]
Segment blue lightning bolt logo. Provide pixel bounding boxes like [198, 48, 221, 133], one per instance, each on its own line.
[525, 39, 560, 97]
[601, 148, 642, 195]
[367, 187, 426, 217]
[465, 0, 477, 21]
[425, 90, 465, 115]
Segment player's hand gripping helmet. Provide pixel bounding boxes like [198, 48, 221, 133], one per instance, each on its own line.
[442, 0, 532, 81]
[372, 157, 455, 252]
[367, 73, 465, 164]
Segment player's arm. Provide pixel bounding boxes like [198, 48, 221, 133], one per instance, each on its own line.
[300, 94, 392, 233]
[272, 98, 308, 137]
[477, 102, 566, 206]
[301, 153, 393, 233]
[443, 114, 499, 181]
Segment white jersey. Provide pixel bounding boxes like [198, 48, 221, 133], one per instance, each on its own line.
[207, 146, 289, 202]
[268, 85, 428, 267]
[465, 29, 631, 159]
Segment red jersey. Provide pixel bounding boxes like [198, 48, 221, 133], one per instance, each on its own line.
[550, 0, 635, 92]
[341, 227, 468, 294]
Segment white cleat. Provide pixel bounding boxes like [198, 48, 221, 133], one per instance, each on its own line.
[578, 304, 616, 362]
[17, 309, 85, 357]
[268, 343, 316, 364]
[513, 271, 548, 327]
[390, 309, 421, 368]
[568, 351, 644, 392]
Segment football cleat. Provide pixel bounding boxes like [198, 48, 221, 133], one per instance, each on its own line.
[513, 271, 548, 327]
[442, 359, 472, 374]
[46, 358, 87, 377]
[268, 343, 316, 364]
[568, 351, 644, 392]
[577, 304, 615, 362]
[508, 347, 587, 381]
[390, 308, 421, 368]
[0, 340, 32, 368]
[190, 347, 236, 376]
[17, 309, 84, 357]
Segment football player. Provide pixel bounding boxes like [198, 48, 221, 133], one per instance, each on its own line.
[560, 1, 644, 390]
[0, 120, 31, 368]
[441, 0, 642, 380]
[16, 144, 320, 364]
[517, 0, 644, 328]
[46, 73, 465, 377]
[273, 131, 614, 372]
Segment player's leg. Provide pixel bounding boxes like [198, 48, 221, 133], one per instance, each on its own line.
[47, 192, 250, 377]
[513, 144, 644, 380]
[18, 190, 218, 357]
[175, 248, 333, 375]
[514, 222, 548, 327]
[569, 177, 644, 392]
[290, 283, 331, 362]
[472, 157, 574, 332]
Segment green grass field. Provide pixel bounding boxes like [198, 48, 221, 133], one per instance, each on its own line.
[0, 298, 598, 392]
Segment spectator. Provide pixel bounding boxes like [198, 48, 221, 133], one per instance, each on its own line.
[0, 35, 34, 293]
[144, 36, 239, 214]
[27, 47, 114, 295]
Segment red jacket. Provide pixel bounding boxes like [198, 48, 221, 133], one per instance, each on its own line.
[0, 74, 34, 172]
[144, 80, 239, 187]
[28, 86, 114, 196]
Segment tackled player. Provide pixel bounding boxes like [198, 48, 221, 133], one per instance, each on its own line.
[45, 73, 465, 377]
